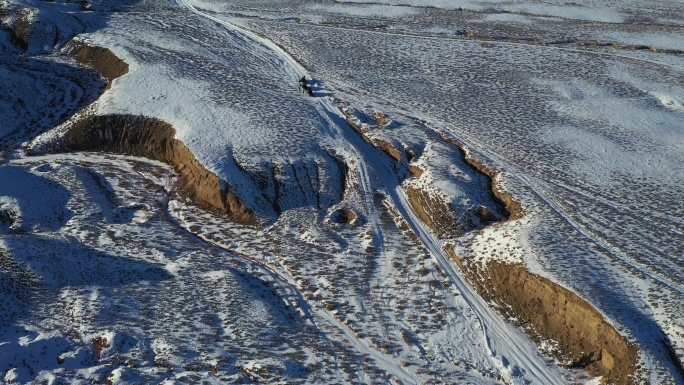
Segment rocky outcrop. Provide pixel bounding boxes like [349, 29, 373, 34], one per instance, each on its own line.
[63, 114, 258, 225]
[1, 8, 31, 50]
[28, 40, 347, 226]
[1, 5, 89, 54]
[487, 262, 637, 383]
[375, 139, 402, 162]
[462, 155, 523, 220]
[238, 155, 347, 223]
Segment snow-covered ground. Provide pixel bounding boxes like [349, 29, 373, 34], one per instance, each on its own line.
[2, 0, 684, 383]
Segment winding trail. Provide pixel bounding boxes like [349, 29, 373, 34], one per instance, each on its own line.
[176, 1, 568, 383]
[325, 74, 684, 299]
[318, 96, 567, 384]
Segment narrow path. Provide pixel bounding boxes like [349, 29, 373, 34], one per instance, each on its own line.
[168, 201, 419, 384]
[318, 95, 567, 384]
[175, 1, 568, 383]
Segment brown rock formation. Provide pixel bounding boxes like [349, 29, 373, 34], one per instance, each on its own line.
[406, 185, 460, 237]
[485, 262, 637, 383]
[474, 205, 499, 222]
[446, 248, 638, 384]
[65, 41, 129, 89]
[408, 165, 423, 178]
[330, 208, 357, 225]
[63, 115, 258, 225]
[374, 139, 402, 162]
[12, 11, 31, 44]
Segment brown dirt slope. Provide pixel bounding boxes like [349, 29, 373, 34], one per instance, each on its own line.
[484, 258, 636, 384]
[64, 115, 258, 225]
[446, 249, 637, 384]
[440, 190, 637, 384]
[427, 133, 638, 384]
[65, 41, 129, 89]
[406, 185, 460, 237]
[35, 41, 256, 225]
[437, 133, 522, 220]
[375, 139, 402, 162]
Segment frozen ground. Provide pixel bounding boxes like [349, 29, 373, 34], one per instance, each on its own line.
[233, 1, 684, 383]
[1, 0, 684, 383]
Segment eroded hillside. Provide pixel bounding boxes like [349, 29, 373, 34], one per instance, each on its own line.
[1, 0, 684, 384]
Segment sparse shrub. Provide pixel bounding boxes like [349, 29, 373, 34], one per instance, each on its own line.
[92, 336, 110, 360]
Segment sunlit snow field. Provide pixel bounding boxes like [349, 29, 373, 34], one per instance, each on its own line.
[1, 0, 683, 383]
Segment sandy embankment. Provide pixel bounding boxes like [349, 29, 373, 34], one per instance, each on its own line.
[32, 40, 258, 225]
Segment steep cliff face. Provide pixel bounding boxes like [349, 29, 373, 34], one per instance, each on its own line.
[448, 247, 638, 384]
[494, 261, 638, 383]
[63, 114, 259, 225]
[13, 39, 256, 224]
[65, 41, 129, 89]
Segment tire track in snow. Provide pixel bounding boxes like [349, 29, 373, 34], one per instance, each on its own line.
[175, 1, 417, 383]
[175, 1, 567, 383]
[316, 96, 567, 384]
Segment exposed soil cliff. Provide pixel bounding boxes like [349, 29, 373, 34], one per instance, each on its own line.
[406, 185, 461, 237]
[65, 41, 129, 89]
[63, 114, 258, 225]
[437, 133, 523, 220]
[447, 247, 638, 384]
[432, 134, 639, 383]
[26, 41, 257, 225]
[375, 139, 402, 162]
[0, 8, 30, 50]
